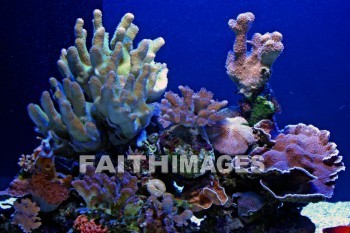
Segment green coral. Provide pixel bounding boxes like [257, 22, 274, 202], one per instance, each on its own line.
[249, 96, 275, 125]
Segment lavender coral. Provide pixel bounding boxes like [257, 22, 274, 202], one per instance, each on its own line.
[159, 86, 228, 128]
[71, 165, 139, 214]
[226, 12, 284, 97]
[27, 9, 167, 153]
[12, 198, 41, 233]
[259, 124, 345, 201]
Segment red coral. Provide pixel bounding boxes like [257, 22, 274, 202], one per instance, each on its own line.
[30, 173, 69, 212]
[74, 215, 108, 233]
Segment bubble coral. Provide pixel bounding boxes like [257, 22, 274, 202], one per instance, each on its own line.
[159, 86, 228, 128]
[12, 198, 41, 233]
[206, 116, 255, 155]
[226, 12, 284, 97]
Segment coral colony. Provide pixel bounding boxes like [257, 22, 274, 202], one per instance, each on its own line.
[0, 9, 345, 233]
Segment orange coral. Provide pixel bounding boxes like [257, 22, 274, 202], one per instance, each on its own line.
[12, 198, 41, 233]
[182, 176, 228, 212]
[74, 215, 108, 233]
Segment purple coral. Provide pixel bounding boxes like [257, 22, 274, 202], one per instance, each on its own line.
[159, 86, 228, 128]
[226, 12, 284, 97]
[71, 165, 138, 214]
[259, 124, 345, 201]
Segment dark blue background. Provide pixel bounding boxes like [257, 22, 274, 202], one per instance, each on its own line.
[0, 0, 349, 201]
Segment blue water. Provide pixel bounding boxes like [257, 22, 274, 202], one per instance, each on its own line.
[0, 0, 349, 201]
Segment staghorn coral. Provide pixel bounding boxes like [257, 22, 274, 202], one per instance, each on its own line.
[206, 116, 255, 155]
[27, 9, 168, 153]
[74, 215, 108, 233]
[259, 124, 345, 202]
[182, 176, 228, 212]
[12, 198, 41, 233]
[159, 86, 228, 128]
[71, 165, 139, 214]
[226, 12, 284, 97]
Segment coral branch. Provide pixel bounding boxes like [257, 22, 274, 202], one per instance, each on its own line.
[226, 12, 284, 97]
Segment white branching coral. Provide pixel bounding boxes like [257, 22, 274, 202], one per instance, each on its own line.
[27, 9, 168, 153]
[12, 198, 41, 233]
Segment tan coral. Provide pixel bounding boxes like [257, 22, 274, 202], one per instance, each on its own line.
[12, 198, 41, 233]
[206, 116, 255, 155]
[182, 176, 228, 212]
[226, 12, 284, 97]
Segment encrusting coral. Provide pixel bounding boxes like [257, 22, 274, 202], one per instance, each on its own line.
[0, 8, 346, 233]
[258, 124, 345, 202]
[27, 9, 168, 154]
[226, 12, 284, 98]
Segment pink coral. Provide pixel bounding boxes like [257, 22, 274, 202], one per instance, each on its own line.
[12, 198, 41, 233]
[159, 86, 228, 128]
[206, 116, 255, 155]
[226, 12, 284, 97]
[74, 215, 108, 233]
[260, 124, 345, 201]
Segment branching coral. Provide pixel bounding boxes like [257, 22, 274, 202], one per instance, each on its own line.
[226, 12, 284, 97]
[71, 165, 139, 214]
[159, 86, 228, 128]
[206, 116, 255, 155]
[27, 9, 167, 153]
[259, 124, 345, 201]
[12, 198, 41, 233]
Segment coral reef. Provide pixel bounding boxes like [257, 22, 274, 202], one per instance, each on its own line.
[12, 198, 41, 233]
[0, 8, 345, 233]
